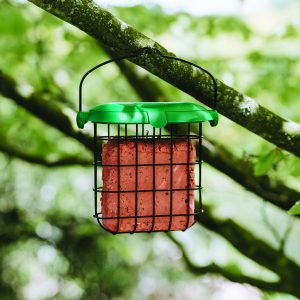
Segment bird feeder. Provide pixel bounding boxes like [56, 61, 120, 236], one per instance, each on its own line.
[76, 48, 218, 234]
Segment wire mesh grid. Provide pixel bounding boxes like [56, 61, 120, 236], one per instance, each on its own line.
[93, 122, 203, 234]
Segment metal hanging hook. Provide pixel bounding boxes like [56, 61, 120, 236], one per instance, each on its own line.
[78, 46, 218, 112]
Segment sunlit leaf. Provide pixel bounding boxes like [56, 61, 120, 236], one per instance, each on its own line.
[288, 201, 300, 215]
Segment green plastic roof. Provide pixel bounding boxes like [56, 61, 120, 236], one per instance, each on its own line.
[76, 102, 218, 129]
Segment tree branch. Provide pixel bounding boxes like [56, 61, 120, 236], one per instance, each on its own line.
[0, 70, 93, 150]
[0, 140, 91, 167]
[27, 0, 300, 157]
[202, 140, 300, 211]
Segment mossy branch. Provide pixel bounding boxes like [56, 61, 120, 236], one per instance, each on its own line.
[27, 0, 300, 157]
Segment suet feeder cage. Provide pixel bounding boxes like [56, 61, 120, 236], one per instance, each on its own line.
[76, 48, 218, 234]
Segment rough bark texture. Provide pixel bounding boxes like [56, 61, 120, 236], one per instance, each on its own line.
[27, 0, 300, 157]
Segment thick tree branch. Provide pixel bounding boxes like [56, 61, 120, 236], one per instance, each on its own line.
[0, 140, 90, 167]
[27, 0, 300, 157]
[202, 140, 300, 210]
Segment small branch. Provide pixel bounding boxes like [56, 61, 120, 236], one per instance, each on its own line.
[261, 203, 284, 248]
[279, 219, 294, 251]
[203, 139, 300, 211]
[0, 141, 91, 167]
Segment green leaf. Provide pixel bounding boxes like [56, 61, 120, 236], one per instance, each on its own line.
[288, 201, 300, 215]
[254, 149, 284, 176]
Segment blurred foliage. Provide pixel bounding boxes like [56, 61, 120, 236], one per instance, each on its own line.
[0, 0, 300, 299]
[254, 148, 285, 177]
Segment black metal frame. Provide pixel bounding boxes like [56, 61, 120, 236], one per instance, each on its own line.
[93, 122, 203, 234]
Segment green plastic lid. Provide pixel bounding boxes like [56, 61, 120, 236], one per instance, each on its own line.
[76, 102, 218, 129]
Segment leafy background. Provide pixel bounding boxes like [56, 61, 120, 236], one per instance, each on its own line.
[0, 0, 300, 299]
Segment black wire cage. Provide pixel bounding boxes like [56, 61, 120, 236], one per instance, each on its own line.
[76, 48, 218, 234]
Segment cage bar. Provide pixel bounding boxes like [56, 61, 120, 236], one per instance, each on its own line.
[95, 122, 205, 234]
